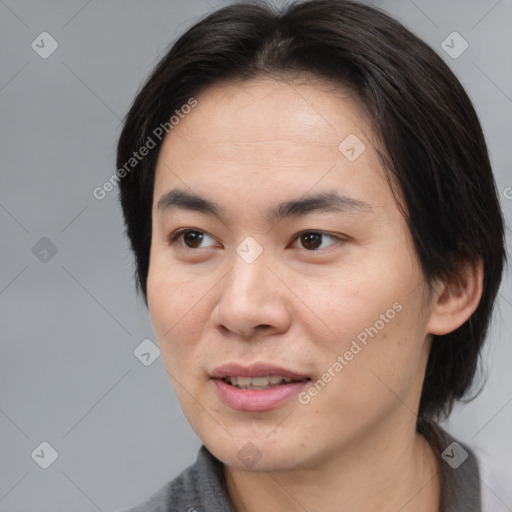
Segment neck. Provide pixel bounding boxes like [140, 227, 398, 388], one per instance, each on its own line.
[224, 419, 442, 512]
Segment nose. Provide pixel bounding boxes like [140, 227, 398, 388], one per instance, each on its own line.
[211, 249, 292, 339]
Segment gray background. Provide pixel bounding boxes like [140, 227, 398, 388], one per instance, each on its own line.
[0, 0, 511, 510]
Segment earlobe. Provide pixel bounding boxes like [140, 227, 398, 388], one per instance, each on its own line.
[427, 259, 484, 336]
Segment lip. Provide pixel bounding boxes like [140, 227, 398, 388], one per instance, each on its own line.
[212, 379, 309, 411]
[210, 362, 309, 380]
[210, 362, 310, 412]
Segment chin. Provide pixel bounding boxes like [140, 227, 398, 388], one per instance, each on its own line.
[202, 432, 313, 472]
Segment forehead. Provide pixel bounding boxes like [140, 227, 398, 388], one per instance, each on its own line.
[168, 77, 369, 150]
[153, 76, 393, 212]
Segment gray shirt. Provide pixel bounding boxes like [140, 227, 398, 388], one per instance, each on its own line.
[118, 428, 481, 512]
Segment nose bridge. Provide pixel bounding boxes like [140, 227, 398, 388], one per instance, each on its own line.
[213, 241, 292, 336]
[226, 242, 272, 300]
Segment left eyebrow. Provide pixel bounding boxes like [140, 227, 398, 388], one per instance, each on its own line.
[156, 188, 371, 222]
[266, 191, 371, 222]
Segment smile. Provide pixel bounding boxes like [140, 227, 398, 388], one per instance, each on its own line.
[222, 376, 299, 389]
[210, 362, 311, 411]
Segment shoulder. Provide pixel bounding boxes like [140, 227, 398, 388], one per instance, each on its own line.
[436, 426, 512, 512]
[436, 427, 481, 512]
[116, 445, 233, 512]
[473, 443, 512, 512]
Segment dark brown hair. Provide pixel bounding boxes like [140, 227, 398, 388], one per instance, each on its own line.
[117, 0, 506, 430]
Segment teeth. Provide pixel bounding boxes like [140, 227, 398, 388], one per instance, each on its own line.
[237, 376, 252, 387]
[225, 376, 295, 389]
[251, 376, 269, 386]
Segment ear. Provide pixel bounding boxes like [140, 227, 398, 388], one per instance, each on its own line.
[426, 258, 483, 336]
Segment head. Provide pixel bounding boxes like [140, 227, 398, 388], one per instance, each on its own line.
[117, 0, 505, 470]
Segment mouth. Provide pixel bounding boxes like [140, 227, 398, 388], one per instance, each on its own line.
[220, 375, 309, 390]
[210, 362, 312, 411]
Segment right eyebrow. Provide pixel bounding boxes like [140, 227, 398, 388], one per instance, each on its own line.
[157, 188, 221, 217]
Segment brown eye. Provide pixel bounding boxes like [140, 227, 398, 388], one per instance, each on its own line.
[301, 232, 322, 250]
[169, 229, 217, 249]
[296, 231, 337, 250]
[182, 230, 204, 248]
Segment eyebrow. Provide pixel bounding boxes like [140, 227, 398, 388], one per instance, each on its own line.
[157, 188, 371, 222]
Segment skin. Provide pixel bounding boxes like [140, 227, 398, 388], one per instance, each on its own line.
[147, 76, 483, 512]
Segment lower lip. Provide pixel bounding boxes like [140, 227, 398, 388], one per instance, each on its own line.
[211, 379, 309, 411]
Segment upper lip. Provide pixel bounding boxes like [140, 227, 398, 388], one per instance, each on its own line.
[210, 362, 310, 380]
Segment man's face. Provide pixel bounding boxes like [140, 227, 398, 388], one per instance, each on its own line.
[147, 77, 435, 471]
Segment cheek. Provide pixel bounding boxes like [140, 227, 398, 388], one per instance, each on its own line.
[320, 294, 429, 421]
[300, 261, 429, 404]
[292, 266, 401, 349]
[146, 266, 212, 366]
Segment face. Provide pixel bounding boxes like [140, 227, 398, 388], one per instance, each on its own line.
[147, 77, 436, 472]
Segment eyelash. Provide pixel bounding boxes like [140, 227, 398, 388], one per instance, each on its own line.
[167, 228, 343, 251]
